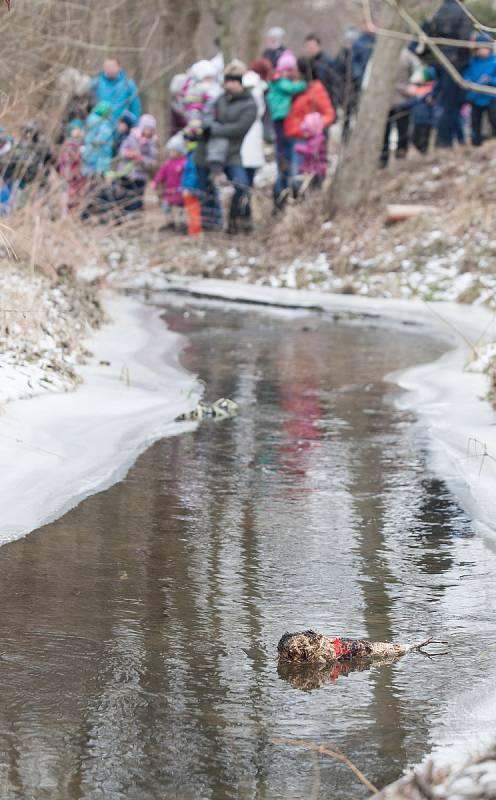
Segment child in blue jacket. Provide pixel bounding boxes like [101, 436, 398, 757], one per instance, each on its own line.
[464, 34, 496, 146]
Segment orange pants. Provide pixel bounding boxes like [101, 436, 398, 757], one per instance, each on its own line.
[183, 191, 202, 235]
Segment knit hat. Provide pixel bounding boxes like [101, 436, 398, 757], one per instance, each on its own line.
[301, 111, 324, 138]
[276, 49, 297, 72]
[267, 26, 285, 44]
[224, 59, 247, 79]
[137, 113, 156, 133]
[166, 131, 186, 154]
[93, 101, 112, 118]
[189, 60, 218, 82]
[169, 73, 187, 95]
[411, 65, 436, 84]
[67, 118, 84, 135]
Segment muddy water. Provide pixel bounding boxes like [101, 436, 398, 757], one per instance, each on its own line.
[0, 302, 495, 800]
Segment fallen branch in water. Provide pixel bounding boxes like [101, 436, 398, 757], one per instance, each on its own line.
[272, 738, 379, 795]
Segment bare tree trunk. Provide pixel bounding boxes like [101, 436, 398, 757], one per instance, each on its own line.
[246, 0, 269, 62]
[328, 3, 407, 215]
[139, 0, 200, 137]
[208, 0, 234, 62]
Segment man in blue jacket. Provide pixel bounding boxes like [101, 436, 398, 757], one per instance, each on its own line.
[91, 58, 141, 129]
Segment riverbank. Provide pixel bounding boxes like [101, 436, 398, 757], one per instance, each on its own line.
[0, 292, 198, 543]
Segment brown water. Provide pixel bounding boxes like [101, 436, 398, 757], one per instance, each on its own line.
[0, 302, 495, 800]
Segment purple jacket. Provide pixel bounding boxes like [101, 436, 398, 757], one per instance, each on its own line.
[117, 131, 157, 181]
[294, 133, 327, 178]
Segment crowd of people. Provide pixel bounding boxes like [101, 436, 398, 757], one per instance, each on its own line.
[0, 0, 495, 234]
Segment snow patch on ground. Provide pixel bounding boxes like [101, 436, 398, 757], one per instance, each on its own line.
[0, 293, 198, 544]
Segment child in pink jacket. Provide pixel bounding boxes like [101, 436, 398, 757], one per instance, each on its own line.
[151, 132, 187, 230]
[294, 111, 327, 191]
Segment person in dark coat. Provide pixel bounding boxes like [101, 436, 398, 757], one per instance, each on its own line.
[262, 27, 286, 68]
[334, 27, 361, 140]
[195, 59, 257, 233]
[351, 27, 376, 87]
[2, 121, 54, 189]
[423, 0, 473, 147]
[303, 33, 342, 110]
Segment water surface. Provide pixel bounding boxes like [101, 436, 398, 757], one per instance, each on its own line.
[0, 302, 495, 799]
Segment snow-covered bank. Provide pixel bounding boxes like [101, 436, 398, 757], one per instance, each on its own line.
[0, 263, 105, 403]
[0, 294, 198, 544]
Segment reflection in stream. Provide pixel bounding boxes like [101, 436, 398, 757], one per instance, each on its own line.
[0, 302, 494, 800]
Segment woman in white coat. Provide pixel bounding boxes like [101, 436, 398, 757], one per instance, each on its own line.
[241, 68, 267, 187]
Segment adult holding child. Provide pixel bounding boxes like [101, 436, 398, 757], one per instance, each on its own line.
[194, 59, 257, 234]
[273, 57, 335, 210]
[267, 50, 307, 211]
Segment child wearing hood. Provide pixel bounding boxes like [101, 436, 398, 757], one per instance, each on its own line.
[82, 101, 114, 176]
[58, 118, 86, 213]
[294, 112, 327, 191]
[116, 113, 158, 213]
[151, 132, 187, 230]
[113, 110, 136, 157]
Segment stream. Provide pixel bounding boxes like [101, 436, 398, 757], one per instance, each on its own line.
[1, 300, 495, 799]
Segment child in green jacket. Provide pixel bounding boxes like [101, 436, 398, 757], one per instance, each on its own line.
[267, 50, 307, 165]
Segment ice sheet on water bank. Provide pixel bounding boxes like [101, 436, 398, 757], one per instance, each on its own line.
[0, 294, 198, 544]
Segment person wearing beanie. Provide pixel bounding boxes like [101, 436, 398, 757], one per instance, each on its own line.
[194, 58, 257, 233]
[114, 112, 158, 214]
[152, 132, 187, 231]
[267, 51, 306, 123]
[263, 26, 286, 68]
[294, 111, 327, 192]
[274, 58, 334, 211]
[408, 66, 438, 155]
[179, 61, 222, 144]
[267, 49, 307, 186]
[463, 33, 496, 146]
[58, 118, 86, 213]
